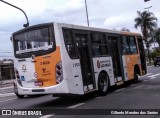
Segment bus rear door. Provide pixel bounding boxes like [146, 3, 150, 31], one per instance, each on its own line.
[107, 35, 124, 85]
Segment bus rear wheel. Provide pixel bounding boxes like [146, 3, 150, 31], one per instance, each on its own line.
[98, 73, 109, 96]
[134, 73, 139, 83]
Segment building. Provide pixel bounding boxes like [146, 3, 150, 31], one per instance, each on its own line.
[0, 59, 15, 81]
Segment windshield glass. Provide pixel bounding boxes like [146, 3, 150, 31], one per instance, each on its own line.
[13, 24, 55, 58]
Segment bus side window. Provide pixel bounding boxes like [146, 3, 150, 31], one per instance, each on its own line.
[121, 36, 129, 54]
[63, 29, 77, 59]
[129, 36, 138, 54]
[91, 33, 108, 57]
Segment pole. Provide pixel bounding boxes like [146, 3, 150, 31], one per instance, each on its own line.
[145, 6, 152, 12]
[0, 0, 29, 27]
[85, 0, 89, 26]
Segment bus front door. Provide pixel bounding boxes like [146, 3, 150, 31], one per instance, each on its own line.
[108, 36, 124, 84]
[75, 33, 95, 92]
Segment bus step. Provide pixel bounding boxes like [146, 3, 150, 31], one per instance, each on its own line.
[116, 81, 124, 86]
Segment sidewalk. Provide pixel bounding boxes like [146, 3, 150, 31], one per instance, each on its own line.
[0, 79, 14, 88]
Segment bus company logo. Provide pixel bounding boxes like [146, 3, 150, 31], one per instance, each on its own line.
[97, 60, 111, 68]
[34, 72, 38, 78]
[22, 65, 26, 71]
[97, 60, 100, 68]
[42, 68, 46, 73]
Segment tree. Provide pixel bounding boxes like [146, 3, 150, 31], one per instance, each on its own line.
[121, 27, 130, 32]
[134, 11, 157, 63]
[154, 28, 160, 49]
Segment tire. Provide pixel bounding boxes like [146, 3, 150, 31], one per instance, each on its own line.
[14, 87, 24, 98]
[15, 93, 24, 98]
[134, 73, 139, 83]
[155, 64, 156, 67]
[98, 73, 109, 96]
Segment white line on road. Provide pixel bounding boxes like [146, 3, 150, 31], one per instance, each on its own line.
[0, 98, 17, 103]
[0, 93, 15, 98]
[148, 74, 160, 78]
[0, 86, 13, 90]
[150, 77, 156, 80]
[115, 88, 126, 92]
[39, 114, 55, 118]
[68, 103, 85, 109]
[141, 73, 152, 77]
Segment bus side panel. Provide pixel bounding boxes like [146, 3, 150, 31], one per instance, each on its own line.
[122, 56, 128, 81]
[55, 23, 84, 95]
[124, 54, 141, 80]
[92, 57, 115, 88]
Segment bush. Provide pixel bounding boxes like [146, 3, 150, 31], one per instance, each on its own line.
[150, 49, 160, 61]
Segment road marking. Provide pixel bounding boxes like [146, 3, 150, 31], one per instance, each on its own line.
[150, 77, 156, 80]
[115, 88, 125, 92]
[143, 80, 148, 82]
[0, 98, 17, 103]
[141, 73, 152, 77]
[148, 74, 160, 78]
[0, 86, 13, 90]
[68, 103, 85, 109]
[39, 115, 54, 118]
[0, 93, 15, 97]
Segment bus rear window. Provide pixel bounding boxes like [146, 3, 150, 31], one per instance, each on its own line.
[13, 25, 55, 58]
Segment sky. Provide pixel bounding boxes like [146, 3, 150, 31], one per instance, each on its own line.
[0, 0, 159, 58]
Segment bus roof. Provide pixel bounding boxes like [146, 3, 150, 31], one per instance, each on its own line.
[57, 22, 141, 36]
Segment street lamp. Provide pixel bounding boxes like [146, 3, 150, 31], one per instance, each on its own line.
[0, 0, 29, 28]
[85, 0, 89, 26]
[144, 6, 152, 12]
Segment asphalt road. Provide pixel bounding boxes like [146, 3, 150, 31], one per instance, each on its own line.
[0, 65, 160, 118]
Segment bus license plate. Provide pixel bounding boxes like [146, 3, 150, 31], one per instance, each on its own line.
[35, 81, 43, 86]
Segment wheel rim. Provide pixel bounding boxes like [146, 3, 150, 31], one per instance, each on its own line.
[100, 76, 108, 92]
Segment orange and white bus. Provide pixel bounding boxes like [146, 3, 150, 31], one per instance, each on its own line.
[12, 23, 147, 98]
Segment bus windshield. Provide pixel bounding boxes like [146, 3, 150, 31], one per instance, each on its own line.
[13, 25, 55, 58]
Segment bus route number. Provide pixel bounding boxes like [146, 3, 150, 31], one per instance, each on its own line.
[40, 61, 50, 65]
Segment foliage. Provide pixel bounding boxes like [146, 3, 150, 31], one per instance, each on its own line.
[150, 49, 160, 61]
[134, 11, 157, 63]
[121, 27, 130, 32]
[154, 28, 160, 49]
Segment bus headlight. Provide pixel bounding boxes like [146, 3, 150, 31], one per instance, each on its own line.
[56, 62, 63, 84]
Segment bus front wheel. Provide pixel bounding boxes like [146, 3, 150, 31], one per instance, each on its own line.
[98, 73, 109, 96]
[15, 93, 24, 98]
[14, 87, 24, 98]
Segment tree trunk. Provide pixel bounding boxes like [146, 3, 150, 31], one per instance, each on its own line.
[146, 41, 151, 63]
[147, 48, 151, 63]
[158, 42, 160, 49]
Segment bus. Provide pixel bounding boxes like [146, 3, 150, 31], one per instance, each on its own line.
[12, 22, 147, 98]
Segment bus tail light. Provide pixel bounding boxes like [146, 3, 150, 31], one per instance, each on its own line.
[14, 68, 22, 86]
[56, 62, 63, 84]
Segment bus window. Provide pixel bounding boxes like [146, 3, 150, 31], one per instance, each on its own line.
[129, 37, 138, 54]
[121, 36, 130, 54]
[91, 33, 108, 57]
[121, 36, 138, 54]
[63, 29, 77, 59]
